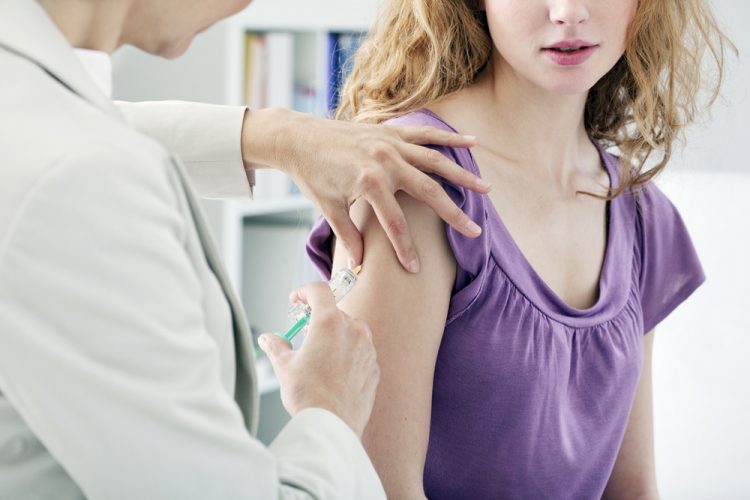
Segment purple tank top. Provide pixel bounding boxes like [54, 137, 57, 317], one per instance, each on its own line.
[306, 109, 705, 499]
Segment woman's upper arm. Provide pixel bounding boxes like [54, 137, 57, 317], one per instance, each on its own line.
[330, 192, 456, 498]
[603, 331, 660, 500]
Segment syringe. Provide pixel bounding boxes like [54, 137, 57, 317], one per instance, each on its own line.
[276, 265, 362, 343]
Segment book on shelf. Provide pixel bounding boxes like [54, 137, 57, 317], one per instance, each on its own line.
[243, 32, 297, 199]
[293, 32, 329, 117]
[326, 32, 364, 115]
[242, 30, 365, 199]
[244, 31, 362, 118]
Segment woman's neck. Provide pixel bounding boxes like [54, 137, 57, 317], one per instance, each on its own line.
[37, 0, 132, 53]
[470, 58, 597, 182]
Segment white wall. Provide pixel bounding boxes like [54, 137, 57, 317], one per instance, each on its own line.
[655, 172, 750, 499]
[113, 23, 229, 104]
[652, 2, 750, 498]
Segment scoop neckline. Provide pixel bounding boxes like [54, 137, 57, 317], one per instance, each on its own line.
[418, 107, 635, 328]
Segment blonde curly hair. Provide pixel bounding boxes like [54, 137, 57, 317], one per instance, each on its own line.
[336, 0, 735, 197]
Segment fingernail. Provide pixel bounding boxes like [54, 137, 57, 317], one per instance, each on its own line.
[407, 259, 420, 273]
[258, 335, 268, 349]
[466, 220, 482, 235]
[476, 178, 491, 190]
[463, 135, 477, 142]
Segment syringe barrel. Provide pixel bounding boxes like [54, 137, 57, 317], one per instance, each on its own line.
[287, 268, 358, 320]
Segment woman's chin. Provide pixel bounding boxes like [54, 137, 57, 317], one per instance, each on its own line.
[538, 75, 601, 96]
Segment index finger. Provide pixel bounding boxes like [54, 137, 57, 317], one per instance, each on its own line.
[400, 142, 491, 193]
[389, 124, 477, 149]
[363, 188, 421, 273]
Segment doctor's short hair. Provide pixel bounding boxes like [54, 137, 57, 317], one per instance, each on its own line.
[335, 0, 735, 198]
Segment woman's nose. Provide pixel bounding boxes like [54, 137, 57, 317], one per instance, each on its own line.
[548, 0, 590, 26]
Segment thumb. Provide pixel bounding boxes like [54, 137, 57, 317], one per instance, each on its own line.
[258, 333, 292, 368]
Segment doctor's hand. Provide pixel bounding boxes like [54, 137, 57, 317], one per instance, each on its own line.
[241, 107, 490, 273]
[257, 282, 379, 439]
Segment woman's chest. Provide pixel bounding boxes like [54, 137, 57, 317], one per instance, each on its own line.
[426, 273, 645, 500]
[439, 268, 644, 394]
[481, 164, 610, 310]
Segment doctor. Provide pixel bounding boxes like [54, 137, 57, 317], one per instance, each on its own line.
[0, 0, 490, 499]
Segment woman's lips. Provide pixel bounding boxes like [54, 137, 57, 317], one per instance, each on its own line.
[541, 43, 598, 66]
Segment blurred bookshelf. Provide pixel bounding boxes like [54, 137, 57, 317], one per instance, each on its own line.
[112, 0, 376, 442]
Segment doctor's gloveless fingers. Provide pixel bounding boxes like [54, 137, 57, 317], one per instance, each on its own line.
[280, 282, 380, 437]
[388, 124, 491, 194]
[393, 157, 483, 238]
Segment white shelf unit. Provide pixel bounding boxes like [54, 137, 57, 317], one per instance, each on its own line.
[202, 196, 317, 295]
[112, 1, 377, 412]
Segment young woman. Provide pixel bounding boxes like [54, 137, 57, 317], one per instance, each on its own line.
[307, 0, 732, 498]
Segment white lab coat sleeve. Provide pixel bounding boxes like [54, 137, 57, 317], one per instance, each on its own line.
[115, 100, 253, 199]
[273, 409, 386, 499]
[0, 143, 384, 500]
